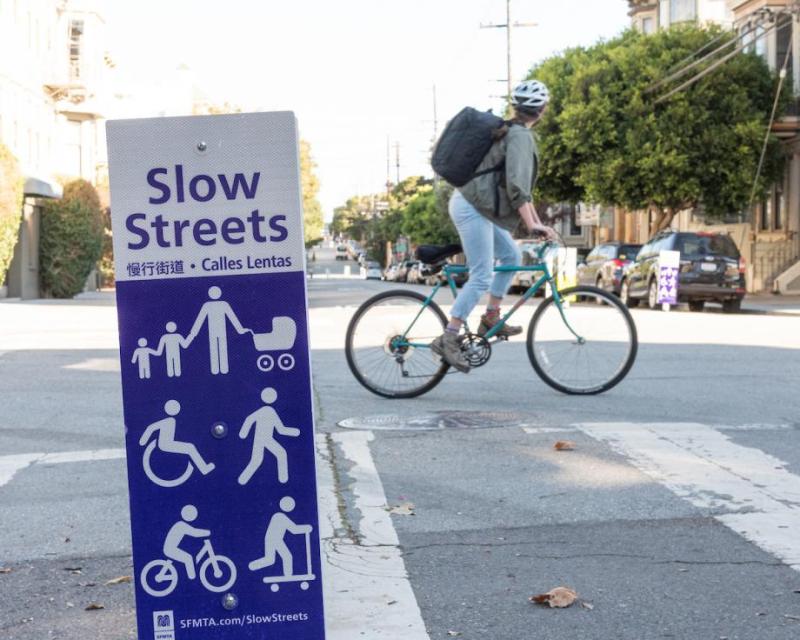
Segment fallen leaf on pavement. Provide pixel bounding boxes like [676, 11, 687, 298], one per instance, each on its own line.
[580, 601, 594, 610]
[553, 441, 576, 451]
[85, 603, 105, 611]
[387, 502, 415, 516]
[0, 568, 11, 574]
[104, 576, 132, 586]
[530, 587, 578, 608]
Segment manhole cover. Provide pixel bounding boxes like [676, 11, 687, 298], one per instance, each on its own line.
[337, 411, 536, 431]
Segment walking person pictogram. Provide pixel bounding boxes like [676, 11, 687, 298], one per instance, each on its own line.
[186, 285, 249, 375]
[139, 400, 215, 487]
[238, 387, 300, 485]
[249, 496, 315, 592]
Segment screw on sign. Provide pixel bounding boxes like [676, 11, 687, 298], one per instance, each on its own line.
[107, 112, 326, 639]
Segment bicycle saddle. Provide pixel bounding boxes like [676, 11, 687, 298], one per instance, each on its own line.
[415, 243, 463, 264]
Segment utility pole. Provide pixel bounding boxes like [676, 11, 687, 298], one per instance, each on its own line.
[386, 135, 392, 197]
[394, 141, 401, 185]
[432, 84, 439, 188]
[481, 0, 537, 104]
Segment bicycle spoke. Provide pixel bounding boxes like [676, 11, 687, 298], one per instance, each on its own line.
[528, 287, 637, 394]
[345, 291, 448, 398]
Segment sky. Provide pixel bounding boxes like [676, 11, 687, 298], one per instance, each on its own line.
[105, 1, 632, 221]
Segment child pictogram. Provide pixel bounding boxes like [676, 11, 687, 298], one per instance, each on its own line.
[238, 387, 300, 485]
[132, 338, 157, 379]
[155, 321, 190, 377]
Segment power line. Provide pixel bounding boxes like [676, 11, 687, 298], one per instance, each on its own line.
[654, 13, 793, 105]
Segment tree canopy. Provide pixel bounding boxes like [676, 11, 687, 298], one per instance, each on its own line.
[299, 140, 324, 247]
[531, 26, 788, 234]
[0, 144, 23, 287]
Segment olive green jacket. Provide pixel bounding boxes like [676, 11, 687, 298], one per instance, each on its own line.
[457, 124, 538, 232]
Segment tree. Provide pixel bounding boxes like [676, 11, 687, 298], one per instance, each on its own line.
[299, 140, 324, 247]
[40, 179, 104, 298]
[530, 26, 787, 235]
[0, 144, 23, 289]
[400, 184, 459, 247]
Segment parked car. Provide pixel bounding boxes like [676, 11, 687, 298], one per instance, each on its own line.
[335, 244, 348, 260]
[620, 231, 746, 312]
[405, 262, 424, 284]
[578, 242, 642, 295]
[363, 261, 383, 280]
[383, 264, 399, 281]
[396, 260, 418, 283]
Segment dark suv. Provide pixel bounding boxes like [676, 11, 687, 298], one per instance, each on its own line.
[578, 242, 642, 295]
[620, 231, 746, 312]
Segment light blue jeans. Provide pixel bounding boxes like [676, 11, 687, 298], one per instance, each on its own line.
[449, 190, 521, 322]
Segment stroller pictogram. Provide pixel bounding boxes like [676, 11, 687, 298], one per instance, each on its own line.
[251, 316, 297, 372]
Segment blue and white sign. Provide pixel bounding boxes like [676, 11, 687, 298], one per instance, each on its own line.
[657, 250, 681, 307]
[107, 112, 325, 640]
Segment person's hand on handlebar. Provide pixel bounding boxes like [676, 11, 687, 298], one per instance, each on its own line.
[527, 222, 558, 241]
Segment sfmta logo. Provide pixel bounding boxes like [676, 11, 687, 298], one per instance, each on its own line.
[157, 615, 171, 627]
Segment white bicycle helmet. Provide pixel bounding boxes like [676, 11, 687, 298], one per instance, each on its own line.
[511, 80, 550, 113]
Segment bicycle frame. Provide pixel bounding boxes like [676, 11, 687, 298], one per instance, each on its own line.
[398, 255, 583, 348]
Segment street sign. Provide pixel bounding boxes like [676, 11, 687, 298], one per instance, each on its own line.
[657, 249, 681, 308]
[107, 112, 325, 640]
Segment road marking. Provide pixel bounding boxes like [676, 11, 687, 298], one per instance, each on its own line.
[522, 427, 577, 435]
[316, 432, 430, 639]
[576, 422, 800, 572]
[0, 448, 126, 488]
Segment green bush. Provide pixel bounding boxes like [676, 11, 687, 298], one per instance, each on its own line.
[0, 144, 24, 287]
[40, 179, 104, 298]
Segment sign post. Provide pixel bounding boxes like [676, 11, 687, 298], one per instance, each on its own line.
[107, 112, 325, 640]
[657, 249, 681, 311]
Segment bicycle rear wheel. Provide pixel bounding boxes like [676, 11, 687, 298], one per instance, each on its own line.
[527, 285, 637, 395]
[345, 290, 448, 398]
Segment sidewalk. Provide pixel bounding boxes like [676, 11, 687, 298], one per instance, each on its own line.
[742, 293, 800, 316]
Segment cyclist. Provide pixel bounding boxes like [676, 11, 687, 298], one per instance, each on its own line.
[431, 79, 556, 372]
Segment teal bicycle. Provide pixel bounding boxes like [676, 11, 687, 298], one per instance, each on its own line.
[345, 241, 638, 398]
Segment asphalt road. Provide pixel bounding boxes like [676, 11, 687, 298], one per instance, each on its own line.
[1, 245, 799, 640]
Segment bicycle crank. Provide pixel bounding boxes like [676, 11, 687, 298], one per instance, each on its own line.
[459, 333, 491, 368]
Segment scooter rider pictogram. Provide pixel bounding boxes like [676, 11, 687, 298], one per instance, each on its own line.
[249, 496, 315, 592]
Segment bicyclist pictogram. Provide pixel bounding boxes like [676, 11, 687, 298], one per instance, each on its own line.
[139, 400, 215, 488]
[248, 496, 316, 592]
[140, 505, 237, 597]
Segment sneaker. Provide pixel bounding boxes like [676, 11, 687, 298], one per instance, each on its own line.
[430, 331, 470, 373]
[477, 313, 523, 338]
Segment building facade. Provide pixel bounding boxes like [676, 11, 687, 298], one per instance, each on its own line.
[626, 0, 800, 292]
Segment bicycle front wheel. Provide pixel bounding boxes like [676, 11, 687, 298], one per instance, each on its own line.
[527, 286, 637, 395]
[345, 290, 448, 398]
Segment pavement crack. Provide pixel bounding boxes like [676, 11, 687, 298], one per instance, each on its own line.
[323, 433, 362, 546]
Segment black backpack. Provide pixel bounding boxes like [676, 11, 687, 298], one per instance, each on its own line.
[431, 107, 508, 187]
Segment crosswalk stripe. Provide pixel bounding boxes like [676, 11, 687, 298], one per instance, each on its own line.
[316, 432, 430, 639]
[575, 422, 800, 572]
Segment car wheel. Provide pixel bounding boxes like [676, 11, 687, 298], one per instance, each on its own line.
[647, 279, 659, 310]
[595, 277, 605, 303]
[722, 299, 742, 313]
[620, 280, 639, 308]
[688, 300, 705, 312]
